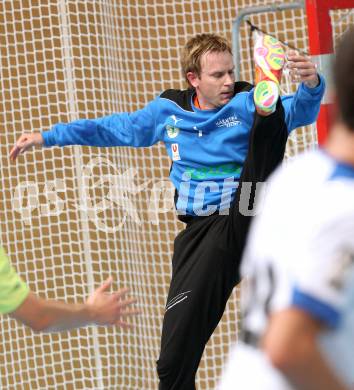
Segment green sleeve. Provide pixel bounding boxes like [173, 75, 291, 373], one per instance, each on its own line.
[0, 246, 29, 314]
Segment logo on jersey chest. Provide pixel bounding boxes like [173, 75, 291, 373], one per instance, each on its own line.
[166, 125, 180, 138]
[166, 115, 183, 138]
[216, 114, 241, 128]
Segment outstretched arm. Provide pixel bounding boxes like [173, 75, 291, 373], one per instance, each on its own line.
[10, 99, 160, 161]
[11, 277, 139, 332]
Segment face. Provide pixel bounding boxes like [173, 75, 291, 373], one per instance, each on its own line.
[187, 50, 235, 109]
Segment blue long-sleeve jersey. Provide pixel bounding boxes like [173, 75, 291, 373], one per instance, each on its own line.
[42, 78, 325, 216]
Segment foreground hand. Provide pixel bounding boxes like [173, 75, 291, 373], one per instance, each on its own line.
[86, 277, 139, 328]
[10, 132, 44, 161]
[286, 50, 319, 88]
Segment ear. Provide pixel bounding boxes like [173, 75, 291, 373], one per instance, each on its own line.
[186, 71, 199, 88]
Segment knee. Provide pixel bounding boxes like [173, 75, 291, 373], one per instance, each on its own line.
[156, 352, 177, 380]
[157, 355, 196, 390]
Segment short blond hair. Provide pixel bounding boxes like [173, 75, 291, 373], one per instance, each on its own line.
[181, 33, 232, 86]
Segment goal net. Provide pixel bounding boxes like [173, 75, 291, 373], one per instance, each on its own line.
[0, 1, 352, 389]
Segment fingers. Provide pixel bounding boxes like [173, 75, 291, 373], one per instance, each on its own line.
[9, 145, 21, 161]
[287, 62, 317, 81]
[115, 294, 140, 327]
[10, 133, 43, 161]
[95, 276, 113, 293]
[10, 134, 28, 161]
[118, 298, 139, 312]
[121, 307, 141, 315]
[10, 145, 29, 161]
[88, 283, 140, 327]
[287, 49, 297, 57]
[287, 61, 316, 71]
[100, 284, 139, 314]
[286, 51, 315, 70]
[114, 287, 131, 300]
[289, 68, 317, 81]
[286, 50, 309, 61]
[285, 50, 318, 84]
[103, 299, 140, 330]
[117, 296, 138, 305]
[287, 56, 316, 73]
[115, 320, 134, 329]
[94, 281, 133, 300]
[115, 308, 141, 329]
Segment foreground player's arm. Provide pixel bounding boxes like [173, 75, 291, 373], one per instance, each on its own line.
[263, 308, 349, 390]
[10, 99, 160, 160]
[0, 247, 138, 331]
[11, 277, 138, 332]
